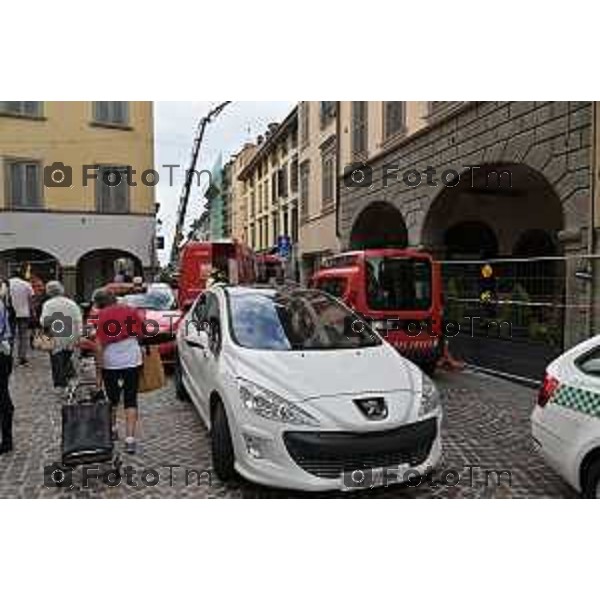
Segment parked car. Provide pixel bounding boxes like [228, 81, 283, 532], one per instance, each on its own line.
[531, 334, 600, 498]
[80, 283, 182, 365]
[310, 249, 443, 374]
[175, 285, 442, 491]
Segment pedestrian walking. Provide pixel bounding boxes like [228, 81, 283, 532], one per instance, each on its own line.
[8, 268, 33, 366]
[30, 288, 49, 348]
[93, 288, 143, 454]
[131, 275, 145, 293]
[40, 281, 83, 394]
[0, 280, 15, 455]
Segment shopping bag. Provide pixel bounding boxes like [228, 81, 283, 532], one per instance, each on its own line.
[62, 402, 112, 466]
[32, 331, 55, 352]
[138, 345, 165, 393]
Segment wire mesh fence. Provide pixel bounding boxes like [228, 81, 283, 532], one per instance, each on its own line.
[436, 255, 598, 380]
[439, 255, 570, 350]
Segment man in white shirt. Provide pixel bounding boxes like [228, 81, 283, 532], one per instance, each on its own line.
[40, 281, 82, 391]
[8, 269, 33, 366]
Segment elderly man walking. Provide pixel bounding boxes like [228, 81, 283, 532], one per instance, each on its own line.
[40, 281, 83, 393]
[8, 268, 33, 366]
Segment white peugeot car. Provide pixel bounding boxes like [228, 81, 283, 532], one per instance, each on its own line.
[175, 285, 442, 491]
[531, 334, 600, 498]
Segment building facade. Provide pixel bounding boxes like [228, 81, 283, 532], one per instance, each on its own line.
[296, 101, 340, 283]
[188, 208, 211, 242]
[205, 154, 226, 240]
[337, 101, 597, 352]
[0, 100, 156, 300]
[238, 108, 299, 277]
[230, 143, 257, 243]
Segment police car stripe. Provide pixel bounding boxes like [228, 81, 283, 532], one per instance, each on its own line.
[553, 384, 600, 418]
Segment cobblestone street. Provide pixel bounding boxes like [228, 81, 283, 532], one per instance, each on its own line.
[0, 350, 576, 498]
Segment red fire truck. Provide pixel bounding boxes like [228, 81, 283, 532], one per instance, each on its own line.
[310, 249, 443, 373]
[177, 240, 256, 309]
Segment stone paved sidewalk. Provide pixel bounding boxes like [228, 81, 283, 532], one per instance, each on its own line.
[0, 350, 575, 498]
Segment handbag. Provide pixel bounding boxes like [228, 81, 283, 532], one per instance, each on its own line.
[138, 345, 165, 393]
[32, 331, 55, 352]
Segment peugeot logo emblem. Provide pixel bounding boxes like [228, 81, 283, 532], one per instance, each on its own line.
[354, 397, 388, 420]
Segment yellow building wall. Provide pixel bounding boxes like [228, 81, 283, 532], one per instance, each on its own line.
[0, 101, 154, 214]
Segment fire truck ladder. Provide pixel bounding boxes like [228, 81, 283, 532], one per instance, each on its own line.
[169, 101, 231, 266]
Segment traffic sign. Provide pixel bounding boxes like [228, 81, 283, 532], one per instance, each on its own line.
[277, 235, 291, 258]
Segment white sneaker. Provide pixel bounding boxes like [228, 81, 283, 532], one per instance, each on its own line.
[124, 437, 137, 454]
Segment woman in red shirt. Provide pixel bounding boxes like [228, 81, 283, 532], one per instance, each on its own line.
[93, 289, 144, 454]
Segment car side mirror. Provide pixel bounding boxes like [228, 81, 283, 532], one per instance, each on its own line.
[185, 329, 209, 349]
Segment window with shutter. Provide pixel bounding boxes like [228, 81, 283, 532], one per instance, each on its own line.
[300, 161, 310, 219]
[278, 165, 288, 198]
[321, 151, 335, 208]
[384, 102, 406, 139]
[93, 101, 130, 126]
[271, 172, 278, 205]
[300, 102, 310, 147]
[0, 101, 42, 117]
[320, 101, 336, 128]
[290, 157, 299, 193]
[6, 161, 42, 209]
[352, 101, 368, 156]
[96, 166, 130, 213]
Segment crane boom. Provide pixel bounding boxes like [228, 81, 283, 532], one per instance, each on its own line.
[169, 101, 231, 266]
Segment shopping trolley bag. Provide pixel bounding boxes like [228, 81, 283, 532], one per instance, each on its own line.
[61, 401, 113, 467]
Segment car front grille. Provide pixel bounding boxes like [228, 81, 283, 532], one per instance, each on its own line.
[283, 417, 437, 479]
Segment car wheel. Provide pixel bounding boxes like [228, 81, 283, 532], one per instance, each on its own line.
[211, 400, 236, 482]
[174, 354, 190, 402]
[583, 458, 600, 499]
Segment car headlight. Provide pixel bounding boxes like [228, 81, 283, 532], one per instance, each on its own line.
[419, 373, 441, 417]
[238, 379, 319, 426]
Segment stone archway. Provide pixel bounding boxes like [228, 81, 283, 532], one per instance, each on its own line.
[421, 162, 566, 379]
[421, 163, 564, 258]
[0, 247, 61, 293]
[444, 221, 499, 259]
[349, 201, 408, 250]
[75, 248, 143, 302]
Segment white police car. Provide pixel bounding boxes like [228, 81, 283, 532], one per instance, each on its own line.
[531, 334, 600, 498]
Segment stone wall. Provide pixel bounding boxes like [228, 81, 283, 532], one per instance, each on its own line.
[339, 101, 593, 347]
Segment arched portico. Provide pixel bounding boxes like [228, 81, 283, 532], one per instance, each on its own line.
[349, 201, 408, 250]
[75, 248, 144, 302]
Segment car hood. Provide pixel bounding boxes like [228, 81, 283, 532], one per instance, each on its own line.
[230, 343, 420, 402]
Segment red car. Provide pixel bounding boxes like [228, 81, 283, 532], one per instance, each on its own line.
[80, 283, 182, 366]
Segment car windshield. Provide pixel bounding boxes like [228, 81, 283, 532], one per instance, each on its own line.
[365, 256, 432, 311]
[227, 289, 381, 350]
[121, 289, 176, 310]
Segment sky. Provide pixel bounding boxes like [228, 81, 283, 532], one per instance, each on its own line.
[154, 101, 295, 264]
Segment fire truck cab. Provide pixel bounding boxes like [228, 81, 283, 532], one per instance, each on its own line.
[177, 240, 255, 309]
[310, 249, 443, 373]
